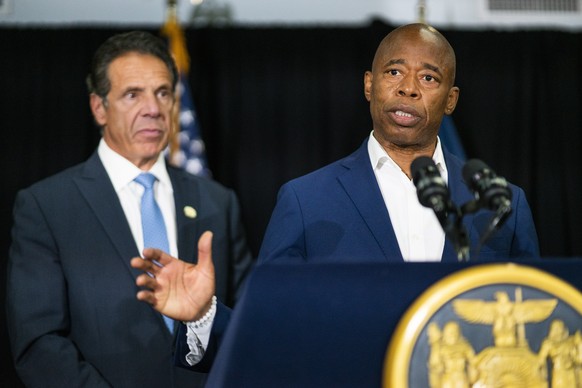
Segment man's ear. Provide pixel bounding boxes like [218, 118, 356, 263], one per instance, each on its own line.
[364, 71, 373, 102]
[445, 86, 460, 115]
[90, 93, 107, 126]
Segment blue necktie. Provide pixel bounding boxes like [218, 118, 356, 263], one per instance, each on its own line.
[134, 172, 174, 333]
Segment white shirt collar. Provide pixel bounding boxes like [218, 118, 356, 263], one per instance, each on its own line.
[97, 138, 172, 192]
[367, 131, 448, 183]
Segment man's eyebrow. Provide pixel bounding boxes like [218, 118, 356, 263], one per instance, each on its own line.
[156, 83, 173, 91]
[383, 59, 406, 67]
[122, 86, 143, 94]
[422, 62, 442, 75]
[382, 59, 443, 76]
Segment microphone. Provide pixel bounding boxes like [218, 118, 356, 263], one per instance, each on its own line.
[411, 156, 469, 261]
[462, 159, 513, 254]
[462, 159, 512, 212]
[410, 156, 451, 227]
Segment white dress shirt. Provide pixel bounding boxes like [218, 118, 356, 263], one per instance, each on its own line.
[368, 131, 447, 261]
[98, 139, 178, 258]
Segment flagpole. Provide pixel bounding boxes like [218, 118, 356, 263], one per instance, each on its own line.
[417, 0, 426, 24]
[161, 0, 211, 176]
[162, 0, 187, 164]
[166, 0, 179, 32]
[163, 0, 189, 74]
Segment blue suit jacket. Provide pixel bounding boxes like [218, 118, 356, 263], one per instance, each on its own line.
[6, 151, 253, 388]
[258, 139, 540, 263]
[179, 138, 539, 373]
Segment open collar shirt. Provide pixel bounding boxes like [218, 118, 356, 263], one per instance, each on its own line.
[368, 131, 447, 262]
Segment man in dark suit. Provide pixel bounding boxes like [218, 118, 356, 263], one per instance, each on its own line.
[130, 23, 539, 372]
[6, 31, 253, 387]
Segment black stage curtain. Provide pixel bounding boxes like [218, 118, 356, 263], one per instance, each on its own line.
[1, 22, 581, 386]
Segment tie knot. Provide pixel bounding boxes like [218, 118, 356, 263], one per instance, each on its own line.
[134, 173, 157, 189]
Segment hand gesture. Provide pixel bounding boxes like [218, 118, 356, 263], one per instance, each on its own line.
[131, 231, 216, 321]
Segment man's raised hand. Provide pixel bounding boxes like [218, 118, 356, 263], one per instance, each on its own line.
[130, 231, 216, 321]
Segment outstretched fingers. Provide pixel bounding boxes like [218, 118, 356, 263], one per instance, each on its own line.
[130, 231, 217, 321]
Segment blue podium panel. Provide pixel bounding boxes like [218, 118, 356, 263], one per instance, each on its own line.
[206, 259, 582, 388]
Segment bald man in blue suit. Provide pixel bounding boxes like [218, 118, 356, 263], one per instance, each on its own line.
[256, 22, 538, 264]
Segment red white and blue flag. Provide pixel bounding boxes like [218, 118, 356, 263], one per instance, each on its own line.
[161, 6, 211, 177]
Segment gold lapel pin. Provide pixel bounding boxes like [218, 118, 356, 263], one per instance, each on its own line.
[183, 206, 197, 219]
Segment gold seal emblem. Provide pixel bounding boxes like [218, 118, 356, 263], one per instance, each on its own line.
[383, 263, 582, 388]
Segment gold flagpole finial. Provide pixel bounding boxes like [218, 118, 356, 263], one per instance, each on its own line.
[166, 0, 178, 22]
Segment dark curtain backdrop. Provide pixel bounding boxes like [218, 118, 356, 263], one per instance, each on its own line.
[1, 22, 581, 386]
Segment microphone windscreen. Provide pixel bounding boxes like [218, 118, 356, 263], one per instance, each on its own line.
[462, 159, 489, 183]
[411, 156, 436, 181]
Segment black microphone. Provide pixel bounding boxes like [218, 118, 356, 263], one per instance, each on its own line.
[410, 156, 451, 227]
[462, 159, 512, 212]
[462, 159, 513, 255]
[411, 156, 470, 261]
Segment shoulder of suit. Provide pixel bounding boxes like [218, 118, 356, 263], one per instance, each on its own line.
[23, 161, 88, 193]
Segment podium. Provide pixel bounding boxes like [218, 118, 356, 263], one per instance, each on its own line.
[205, 259, 582, 387]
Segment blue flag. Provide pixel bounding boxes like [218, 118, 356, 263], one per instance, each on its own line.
[439, 115, 466, 161]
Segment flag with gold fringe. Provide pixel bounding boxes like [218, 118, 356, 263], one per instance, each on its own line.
[161, 2, 211, 177]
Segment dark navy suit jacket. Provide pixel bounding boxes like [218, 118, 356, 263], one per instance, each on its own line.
[6, 151, 253, 388]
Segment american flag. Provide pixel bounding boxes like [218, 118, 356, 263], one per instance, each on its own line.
[168, 74, 211, 177]
[161, 4, 211, 178]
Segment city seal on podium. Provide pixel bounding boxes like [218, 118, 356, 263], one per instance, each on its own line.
[383, 263, 582, 388]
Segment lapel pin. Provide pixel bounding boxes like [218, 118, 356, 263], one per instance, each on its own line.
[183, 206, 197, 219]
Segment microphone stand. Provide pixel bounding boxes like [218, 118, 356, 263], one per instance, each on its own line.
[443, 201, 470, 262]
[459, 199, 513, 260]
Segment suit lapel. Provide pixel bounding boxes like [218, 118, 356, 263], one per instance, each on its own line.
[337, 141, 404, 262]
[73, 152, 141, 275]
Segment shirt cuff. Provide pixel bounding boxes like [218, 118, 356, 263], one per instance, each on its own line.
[184, 296, 217, 365]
